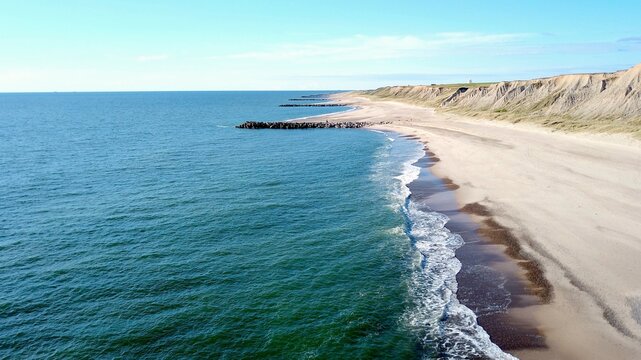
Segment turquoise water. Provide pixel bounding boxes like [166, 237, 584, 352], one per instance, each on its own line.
[0, 92, 510, 359]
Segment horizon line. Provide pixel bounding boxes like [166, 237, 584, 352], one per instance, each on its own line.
[0, 89, 356, 94]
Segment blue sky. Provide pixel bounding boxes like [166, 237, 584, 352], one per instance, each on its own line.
[1, 0, 640, 91]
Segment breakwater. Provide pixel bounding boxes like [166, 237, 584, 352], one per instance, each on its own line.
[236, 121, 372, 129]
[279, 103, 349, 107]
[300, 94, 328, 98]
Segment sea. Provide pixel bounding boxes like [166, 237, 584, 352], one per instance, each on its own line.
[0, 91, 513, 359]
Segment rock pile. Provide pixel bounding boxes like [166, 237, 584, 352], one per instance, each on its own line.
[236, 121, 372, 129]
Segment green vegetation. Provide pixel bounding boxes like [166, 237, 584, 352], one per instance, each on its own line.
[432, 82, 498, 88]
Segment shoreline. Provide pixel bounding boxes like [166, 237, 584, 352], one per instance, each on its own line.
[402, 135, 546, 355]
[302, 93, 641, 359]
[393, 133, 523, 358]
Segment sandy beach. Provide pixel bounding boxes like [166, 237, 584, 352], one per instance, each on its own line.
[313, 93, 641, 359]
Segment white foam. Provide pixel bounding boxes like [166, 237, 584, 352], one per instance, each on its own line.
[387, 139, 516, 359]
[403, 203, 516, 359]
[368, 130, 396, 143]
[391, 146, 423, 202]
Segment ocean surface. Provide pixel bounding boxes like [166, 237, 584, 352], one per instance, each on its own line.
[0, 92, 511, 359]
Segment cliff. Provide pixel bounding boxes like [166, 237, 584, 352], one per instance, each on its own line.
[362, 63, 641, 136]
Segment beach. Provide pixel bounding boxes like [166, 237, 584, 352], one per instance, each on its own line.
[312, 93, 641, 359]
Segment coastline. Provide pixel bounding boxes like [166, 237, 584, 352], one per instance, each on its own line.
[302, 93, 641, 359]
[402, 137, 545, 356]
[393, 133, 521, 358]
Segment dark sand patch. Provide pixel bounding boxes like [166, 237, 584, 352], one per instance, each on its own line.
[462, 203, 553, 303]
[441, 177, 459, 191]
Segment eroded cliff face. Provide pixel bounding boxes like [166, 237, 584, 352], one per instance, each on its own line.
[364, 63, 641, 135]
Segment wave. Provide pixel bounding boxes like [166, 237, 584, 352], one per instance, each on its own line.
[369, 129, 396, 142]
[394, 146, 516, 359]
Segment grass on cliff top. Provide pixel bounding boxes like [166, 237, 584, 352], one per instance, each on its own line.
[432, 82, 498, 88]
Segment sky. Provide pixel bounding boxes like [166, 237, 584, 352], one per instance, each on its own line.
[1, 0, 640, 92]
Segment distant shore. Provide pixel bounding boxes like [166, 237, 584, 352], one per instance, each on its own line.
[304, 93, 641, 359]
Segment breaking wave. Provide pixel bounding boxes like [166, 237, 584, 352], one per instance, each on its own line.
[393, 143, 516, 359]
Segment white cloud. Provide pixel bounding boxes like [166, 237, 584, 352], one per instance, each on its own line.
[135, 54, 169, 62]
[212, 33, 531, 62]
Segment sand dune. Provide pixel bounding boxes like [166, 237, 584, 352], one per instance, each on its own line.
[364, 63, 641, 137]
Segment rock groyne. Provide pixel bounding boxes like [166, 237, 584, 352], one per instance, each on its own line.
[236, 121, 371, 129]
[279, 103, 349, 107]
